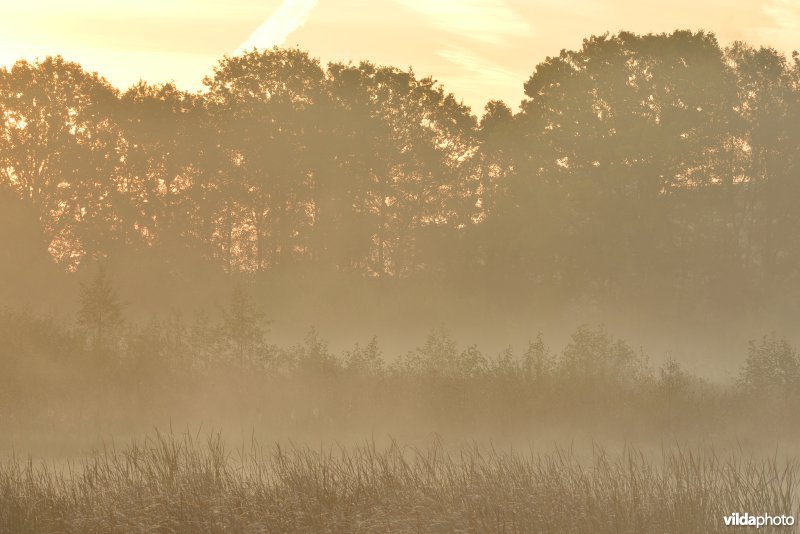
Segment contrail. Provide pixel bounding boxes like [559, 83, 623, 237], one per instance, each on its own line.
[234, 0, 319, 54]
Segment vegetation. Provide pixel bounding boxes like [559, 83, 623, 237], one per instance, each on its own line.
[1, 431, 798, 533]
[1, 31, 800, 314]
[4, 29, 800, 531]
[1, 301, 799, 447]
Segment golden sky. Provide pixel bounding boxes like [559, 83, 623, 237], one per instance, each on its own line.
[0, 0, 798, 113]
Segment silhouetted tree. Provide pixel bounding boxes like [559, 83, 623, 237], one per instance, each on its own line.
[1, 34, 799, 311]
[116, 82, 205, 252]
[203, 48, 325, 271]
[0, 57, 122, 267]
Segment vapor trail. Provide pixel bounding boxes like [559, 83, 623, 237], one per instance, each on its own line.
[234, 0, 319, 54]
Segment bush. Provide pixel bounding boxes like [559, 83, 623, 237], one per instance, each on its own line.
[739, 334, 800, 393]
[558, 325, 651, 391]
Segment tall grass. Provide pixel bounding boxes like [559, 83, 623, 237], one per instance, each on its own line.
[1, 431, 797, 533]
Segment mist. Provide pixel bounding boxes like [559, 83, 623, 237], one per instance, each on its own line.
[3, 29, 800, 532]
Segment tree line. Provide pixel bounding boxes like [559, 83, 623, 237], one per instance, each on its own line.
[2, 30, 800, 307]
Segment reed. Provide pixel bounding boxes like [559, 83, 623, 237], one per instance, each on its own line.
[2, 431, 797, 533]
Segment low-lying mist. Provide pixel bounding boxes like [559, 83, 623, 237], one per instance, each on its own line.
[3, 274, 800, 461]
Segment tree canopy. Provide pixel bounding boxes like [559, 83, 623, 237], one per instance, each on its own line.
[2, 32, 800, 311]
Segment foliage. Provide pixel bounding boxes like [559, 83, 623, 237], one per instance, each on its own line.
[558, 325, 650, 391]
[4, 303, 800, 445]
[2, 32, 800, 311]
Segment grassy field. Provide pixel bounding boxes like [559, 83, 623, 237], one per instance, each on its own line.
[1, 431, 798, 533]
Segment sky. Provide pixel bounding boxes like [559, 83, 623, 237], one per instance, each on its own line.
[0, 0, 798, 114]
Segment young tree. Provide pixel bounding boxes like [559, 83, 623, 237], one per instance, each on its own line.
[220, 283, 270, 370]
[77, 265, 124, 351]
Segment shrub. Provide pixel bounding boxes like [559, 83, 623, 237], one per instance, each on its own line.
[739, 335, 800, 392]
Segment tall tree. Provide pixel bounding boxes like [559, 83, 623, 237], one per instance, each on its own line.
[726, 43, 800, 289]
[324, 62, 477, 277]
[117, 83, 204, 250]
[0, 57, 122, 268]
[492, 31, 740, 300]
[203, 48, 325, 271]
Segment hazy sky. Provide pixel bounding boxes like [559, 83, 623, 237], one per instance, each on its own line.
[0, 0, 798, 113]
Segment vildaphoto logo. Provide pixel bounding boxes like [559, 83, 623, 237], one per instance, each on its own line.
[723, 512, 795, 528]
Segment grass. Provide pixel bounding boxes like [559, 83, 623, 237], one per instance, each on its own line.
[1, 431, 798, 533]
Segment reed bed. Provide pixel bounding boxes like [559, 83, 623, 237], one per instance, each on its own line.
[1, 431, 798, 533]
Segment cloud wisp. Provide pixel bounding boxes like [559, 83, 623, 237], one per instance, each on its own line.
[391, 0, 533, 46]
[388, 0, 532, 110]
[438, 47, 523, 85]
[234, 0, 319, 54]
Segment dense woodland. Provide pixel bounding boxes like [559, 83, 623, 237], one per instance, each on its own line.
[2, 30, 800, 312]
